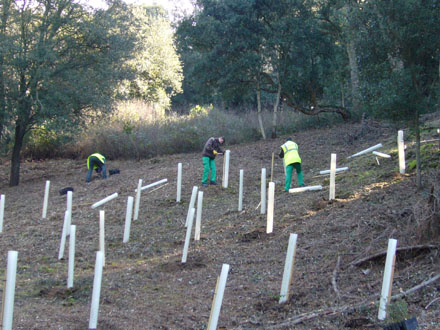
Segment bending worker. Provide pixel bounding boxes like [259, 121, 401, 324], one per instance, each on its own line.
[279, 138, 305, 191]
[86, 153, 107, 183]
[202, 136, 225, 187]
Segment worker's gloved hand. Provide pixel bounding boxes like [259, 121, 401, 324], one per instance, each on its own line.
[213, 150, 218, 155]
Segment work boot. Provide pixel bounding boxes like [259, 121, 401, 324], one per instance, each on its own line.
[210, 181, 219, 185]
[202, 183, 209, 187]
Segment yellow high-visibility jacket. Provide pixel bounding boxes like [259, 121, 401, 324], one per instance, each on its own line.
[87, 153, 106, 169]
[281, 141, 301, 166]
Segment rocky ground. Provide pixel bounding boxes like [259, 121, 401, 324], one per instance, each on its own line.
[0, 119, 439, 329]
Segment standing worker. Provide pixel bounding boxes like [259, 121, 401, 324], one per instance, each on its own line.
[86, 153, 107, 183]
[279, 138, 305, 191]
[202, 136, 225, 187]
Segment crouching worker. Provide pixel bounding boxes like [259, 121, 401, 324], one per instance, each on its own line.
[202, 136, 225, 187]
[279, 138, 305, 191]
[86, 153, 107, 183]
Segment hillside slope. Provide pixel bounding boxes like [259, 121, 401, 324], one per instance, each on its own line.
[0, 119, 439, 329]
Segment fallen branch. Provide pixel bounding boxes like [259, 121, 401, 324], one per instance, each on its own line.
[266, 273, 440, 329]
[332, 255, 341, 299]
[348, 245, 439, 267]
[254, 201, 261, 211]
[145, 183, 168, 194]
[393, 273, 440, 300]
[425, 296, 440, 310]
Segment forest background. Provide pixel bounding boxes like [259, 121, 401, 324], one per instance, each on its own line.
[0, 0, 439, 187]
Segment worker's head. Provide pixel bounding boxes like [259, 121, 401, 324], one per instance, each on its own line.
[286, 137, 292, 142]
[219, 136, 225, 144]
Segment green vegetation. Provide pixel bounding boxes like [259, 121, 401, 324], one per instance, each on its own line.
[387, 299, 410, 323]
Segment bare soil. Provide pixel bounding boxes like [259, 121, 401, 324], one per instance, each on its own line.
[0, 120, 439, 329]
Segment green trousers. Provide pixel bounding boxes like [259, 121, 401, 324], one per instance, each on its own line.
[285, 163, 304, 191]
[202, 156, 216, 183]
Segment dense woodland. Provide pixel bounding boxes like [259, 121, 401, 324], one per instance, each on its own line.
[0, 0, 439, 187]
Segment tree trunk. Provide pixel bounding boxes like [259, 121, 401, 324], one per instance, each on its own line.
[9, 122, 26, 187]
[256, 79, 266, 140]
[271, 73, 281, 139]
[340, 79, 345, 108]
[415, 107, 422, 189]
[346, 38, 360, 113]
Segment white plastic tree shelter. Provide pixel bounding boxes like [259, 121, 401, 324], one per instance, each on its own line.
[2, 251, 18, 330]
[182, 207, 195, 263]
[267, 182, 275, 234]
[279, 233, 298, 304]
[135, 178, 168, 192]
[58, 211, 70, 260]
[91, 193, 118, 209]
[372, 151, 391, 158]
[42, 180, 50, 219]
[66, 191, 72, 236]
[398, 130, 406, 174]
[329, 153, 336, 201]
[185, 186, 198, 227]
[99, 210, 105, 266]
[194, 191, 203, 241]
[222, 150, 230, 188]
[0, 194, 5, 233]
[177, 163, 182, 202]
[378, 239, 398, 320]
[89, 251, 104, 330]
[207, 263, 230, 330]
[347, 143, 383, 159]
[238, 169, 244, 211]
[261, 168, 266, 215]
[319, 167, 349, 175]
[289, 185, 323, 193]
[123, 196, 134, 243]
[67, 225, 76, 288]
[133, 179, 142, 221]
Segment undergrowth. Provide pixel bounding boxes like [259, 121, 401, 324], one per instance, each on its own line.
[23, 101, 344, 160]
